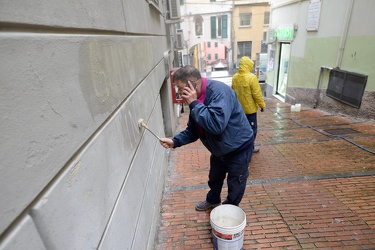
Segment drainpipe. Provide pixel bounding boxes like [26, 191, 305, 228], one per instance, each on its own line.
[315, 0, 353, 108]
[336, 0, 354, 69]
[231, 0, 235, 70]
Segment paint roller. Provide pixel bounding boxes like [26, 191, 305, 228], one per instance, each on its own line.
[138, 119, 161, 141]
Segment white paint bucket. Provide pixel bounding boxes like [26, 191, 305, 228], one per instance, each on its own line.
[295, 103, 301, 112]
[210, 205, 246, 250]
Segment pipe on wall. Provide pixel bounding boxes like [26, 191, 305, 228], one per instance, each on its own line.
[336, 0, 354, 69]
[314, 66, 332, 109]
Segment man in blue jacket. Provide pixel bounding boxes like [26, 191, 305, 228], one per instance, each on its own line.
[160, 66, 254, 211]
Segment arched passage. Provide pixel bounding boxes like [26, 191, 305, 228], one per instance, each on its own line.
[187, 41, 229, 73]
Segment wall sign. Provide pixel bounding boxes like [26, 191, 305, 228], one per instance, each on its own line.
[276, 27, 294, 41]
[307, 0, 322, 31]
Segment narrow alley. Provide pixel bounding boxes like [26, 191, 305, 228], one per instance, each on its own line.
[156, 96, 375, 249]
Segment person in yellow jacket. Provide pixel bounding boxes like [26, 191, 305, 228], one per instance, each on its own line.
[232, 56, 266, 153]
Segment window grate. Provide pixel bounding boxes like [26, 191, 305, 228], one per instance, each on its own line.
[260, 42, 267, 53]
[326, 69, 368, 109]
[323, 128, 360, 135]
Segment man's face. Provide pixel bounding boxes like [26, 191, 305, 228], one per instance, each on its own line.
[174, 80, 186, 96]
[174, 78, 199, 97]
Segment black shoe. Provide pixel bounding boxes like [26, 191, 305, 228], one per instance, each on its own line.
[253, 148, 260, 153]
[195, 200, 220, 211]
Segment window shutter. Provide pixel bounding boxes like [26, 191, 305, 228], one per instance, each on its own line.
[211, 16, 216, 39]
[222, 15, 228, 38]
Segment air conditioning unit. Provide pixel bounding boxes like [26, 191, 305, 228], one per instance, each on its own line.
[147, 0, 162, 13]
[175, 31, 184, 49]
[168, 0, 181, 20]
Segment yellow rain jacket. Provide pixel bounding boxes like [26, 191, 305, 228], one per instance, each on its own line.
[232, 56, 266, 114]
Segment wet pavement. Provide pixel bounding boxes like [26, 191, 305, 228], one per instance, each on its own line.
[155, 98, 375, 249]
[201, 70, 234, 87]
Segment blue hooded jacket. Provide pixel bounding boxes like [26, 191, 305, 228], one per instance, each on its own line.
[172, 79, 253, 157]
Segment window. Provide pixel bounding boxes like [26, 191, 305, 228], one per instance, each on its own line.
[194, 15, 203, 36]
[211, 15, 228, 39]
[208, 42, 211, 48]
[215, 42, 218, 47]
[211, 17, 216, 38]
[215, 54, 218, 60]
[210, 0, 215, 2]
[239, 13, 251, 27]
[237, 41, 252, 66]
[208, 54, 211, 60]
[264, 12, 270, 26]
[180, 0, 184, 4]
[263, 30, 267, 41]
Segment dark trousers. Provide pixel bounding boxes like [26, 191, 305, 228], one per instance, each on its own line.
[246, 113, 257, 141]
[206, 137, 254, 206]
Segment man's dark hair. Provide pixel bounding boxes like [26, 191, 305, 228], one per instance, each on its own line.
[173, 65, 202, 83]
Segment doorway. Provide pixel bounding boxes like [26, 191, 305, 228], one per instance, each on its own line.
[276, 43, 291, 98]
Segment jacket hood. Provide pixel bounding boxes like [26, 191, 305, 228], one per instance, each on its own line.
[238, 56, 254, 73]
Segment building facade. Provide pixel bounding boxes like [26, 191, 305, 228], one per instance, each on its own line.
[0, 0, 181, 249]
[266, 0, 375, 119]
[203, 41, 228, 71]
[179, 0, 233, 70]
[178, 0, 270, 74]
[232, 0, 270, 68]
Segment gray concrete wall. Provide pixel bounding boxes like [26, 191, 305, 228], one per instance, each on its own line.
[0, 0, 176, 248]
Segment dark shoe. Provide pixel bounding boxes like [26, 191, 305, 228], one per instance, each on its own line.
[195, 200, 220, 211]
[253, 148, 260, 153]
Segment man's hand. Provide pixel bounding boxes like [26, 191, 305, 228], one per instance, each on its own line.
[260, 108, 264, 112]
[159, 138, 174, 149]
[181, 81, 197, 105]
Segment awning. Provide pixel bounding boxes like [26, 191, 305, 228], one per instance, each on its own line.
[213, 62, 227, 68]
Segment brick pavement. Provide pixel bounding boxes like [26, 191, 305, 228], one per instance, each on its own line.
[155, 98, 375, 249]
